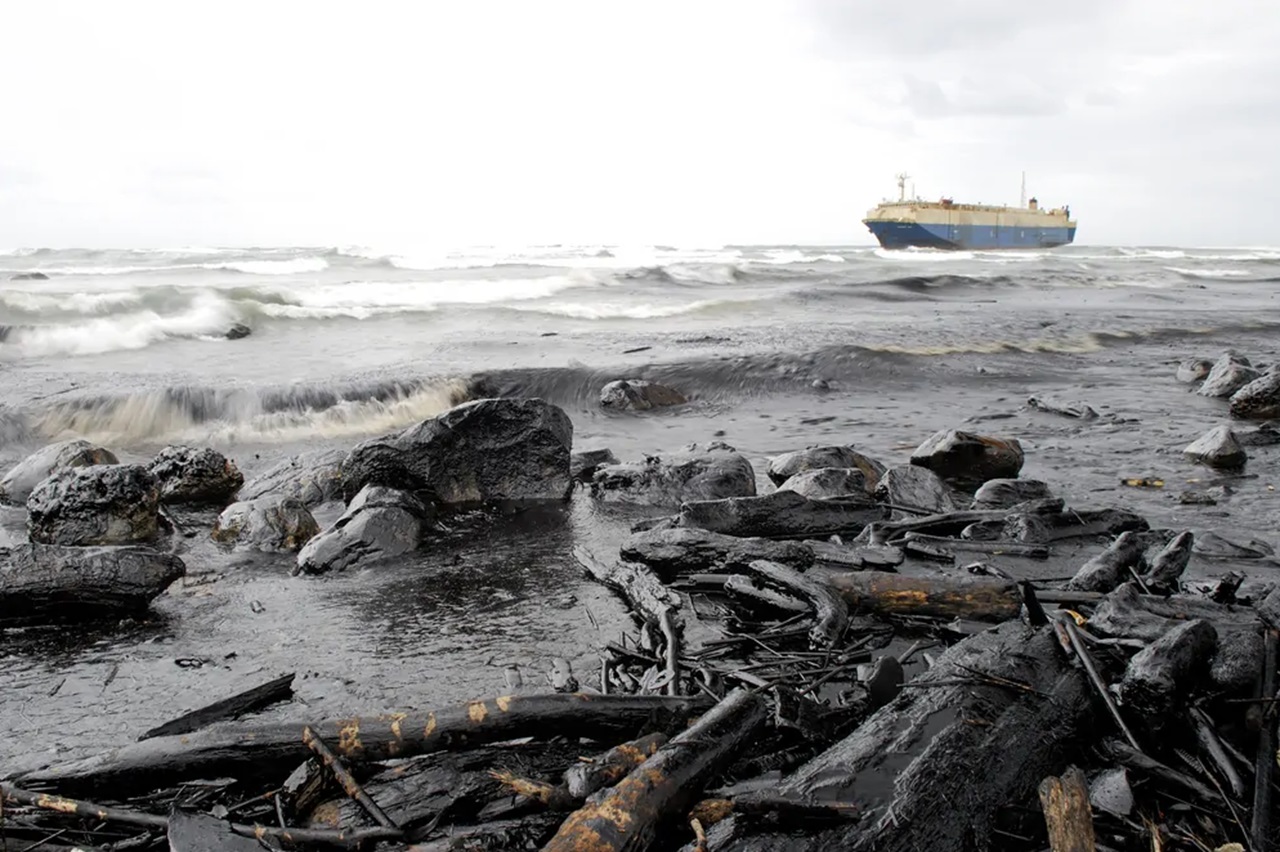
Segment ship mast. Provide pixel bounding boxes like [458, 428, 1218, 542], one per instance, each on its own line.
[1020, 171, 1026, 208]
[895, 172, 910, 202]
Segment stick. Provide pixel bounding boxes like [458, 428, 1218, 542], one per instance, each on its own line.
[1252, 628, 1278, 851]
[1190, 707, 1246, 800]
[139, 673, 296, 740]
[0, 783, 402, 847]
[1059, 616, 1141, 750]
[302, 726, 397, 829]
[659, 608, 681, 697]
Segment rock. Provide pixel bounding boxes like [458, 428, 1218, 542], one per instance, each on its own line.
[1193, 531, 1274, 559]
[1175, 359, 1213, 384]
[1228, 370, 1280, 420]
[27, 465, 160, 546]
[811, 379, 830, 392]
[1197, 352, 1259, 398]
[238, 448, 348, 507]
[0, 439, 119, 505]
[909, 429, 1023, 489]
[677, 490, 886, 539]
[1089, 768, 1134, 818]
[212, 496, 320, 553]
[1236, 422, 1280, 446]
[591, 443, 756, 508]
[570, 448, 619, 483]
[342, 398, 572, 506]
[971, 478, 1053, 510]
[294, 486, 434, 575]
[225, 323, 251, 340]
[778, 468, 869, 500]
[620, 527, 813, 577]
[767, 446, 885, 494]
[1182, 425, 1246, 469]
[1026, 395, 1098, 419]
[148, 445, 244, 505]
[599, 379, 687, 411]
[874, 465, 961, 515]
[10, 271, 49, 280]
[0, 543, 185, 626]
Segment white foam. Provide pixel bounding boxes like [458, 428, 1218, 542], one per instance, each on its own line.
[874, 248, 976, 262]
[509, 299, 726, 319]
[1, 294, 235, 357]
[1165, 266, 1252, 279]
[0, 290, 143, 314]
[208, 257, 329, 275]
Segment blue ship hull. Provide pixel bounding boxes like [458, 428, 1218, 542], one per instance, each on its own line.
[864, 220, 1076, 250]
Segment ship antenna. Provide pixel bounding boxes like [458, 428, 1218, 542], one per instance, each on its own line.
[895, 172, 910, 202]
[1020, 171, 1026, 208]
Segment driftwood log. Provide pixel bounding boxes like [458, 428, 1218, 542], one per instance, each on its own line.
[718, 622, 1095, 852]
[13, 694, 710, 794]
[745, 559, 848, 649]
[544, 688, 769, 852]
[1117, 619, 1218, 737]
[821, 570, 1021, 621]
[140, 673, 296, 740]
[1038, 766, 1097, 852]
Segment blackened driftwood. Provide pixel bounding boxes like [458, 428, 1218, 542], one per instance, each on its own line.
[574, 546, 680, 624]
[0, 544, 185, 626]
[619, 528, 813, 577]
[1142, 531, 1194, 592]
[564, 733, 669, 800]
[746, 559, 848, 649]
[900, 531, 1049, 559]
[1005, 507, 1148, 544]
[722, 574, 810, 614]
[139, 673, 296, 740]
[1117, 619, 1218, 737]
[543, 688, 770, 852]
[404, 813, 566, 851]
[303, 725, 397, 828]
[1252, 628, 1278, 851]
[14, 694, 710, 794]
[1038, 766, 1097, 852]
[856, 509, 1009, 545]
[1064, 531, 1149, 593]
[823, 570, 1021, 622]
[717, 622, 1094, 852]
[677, 491, 887, 540]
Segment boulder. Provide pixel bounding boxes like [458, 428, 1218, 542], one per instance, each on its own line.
[677, 490, 886, 539]
[0, 544, 184, 626]
[620, 527, 813, 577]
[591, 443, 756, 508]
[1228, 371, 1280, 420]
[27, 465, 160, 546]
[767, 446, 885, 494]
[341, 398, 573, 506]
[1197, 352, 1259, 398]
[10, 271, 49, 281]
[238, 448, 349, 507]
[0, 439, 119, 506]
[148, 445, 244, 505]
[971, 478, 1053, 510]
[294, 486, 434, 575]
[212, 496, 320, 553]
[909, 429, 1023, 489]
[1175, 358, 1213, 384]
[225, 323, 252, 340]
[599, 379, 687, 411]
[1183, 425, 1246, 469]
[570, 448, 619, 483]
[778, 468, 869, 500]
[874, 465, 961, 514]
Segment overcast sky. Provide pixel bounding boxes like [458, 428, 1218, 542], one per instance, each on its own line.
[2, 1, 1277, 248]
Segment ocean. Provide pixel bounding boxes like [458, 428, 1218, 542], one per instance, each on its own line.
[3, 242, 1280, 773]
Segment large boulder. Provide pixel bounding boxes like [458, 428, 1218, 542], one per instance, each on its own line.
[591, 442, 756, 508]
[909, 430, 1023, 489]
[778, 468, 869, 500]
[599, 379, 687, 411]
[294, 486, 434, 575]
[238, 448, 349, 507]
[0, 543, 184, 626]
[341, 398, 573, 506]
[767, 446, 885, 494]
[1197, 352, 1259, 398]
[148, 445, 244, 505]
[0, 439, 119, 506]
[1183, 425, 1246, 469]
[27, 465, 160, 546]
[212, 496, 320, 553]
[677, 490, 887, 539]
[874, 465, 961, 515]
[1175, 359, 1213, 384]
[1229, 371, 1280, 420]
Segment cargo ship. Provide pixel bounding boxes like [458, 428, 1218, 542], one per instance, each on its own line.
[863, 173, 1077, 250]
